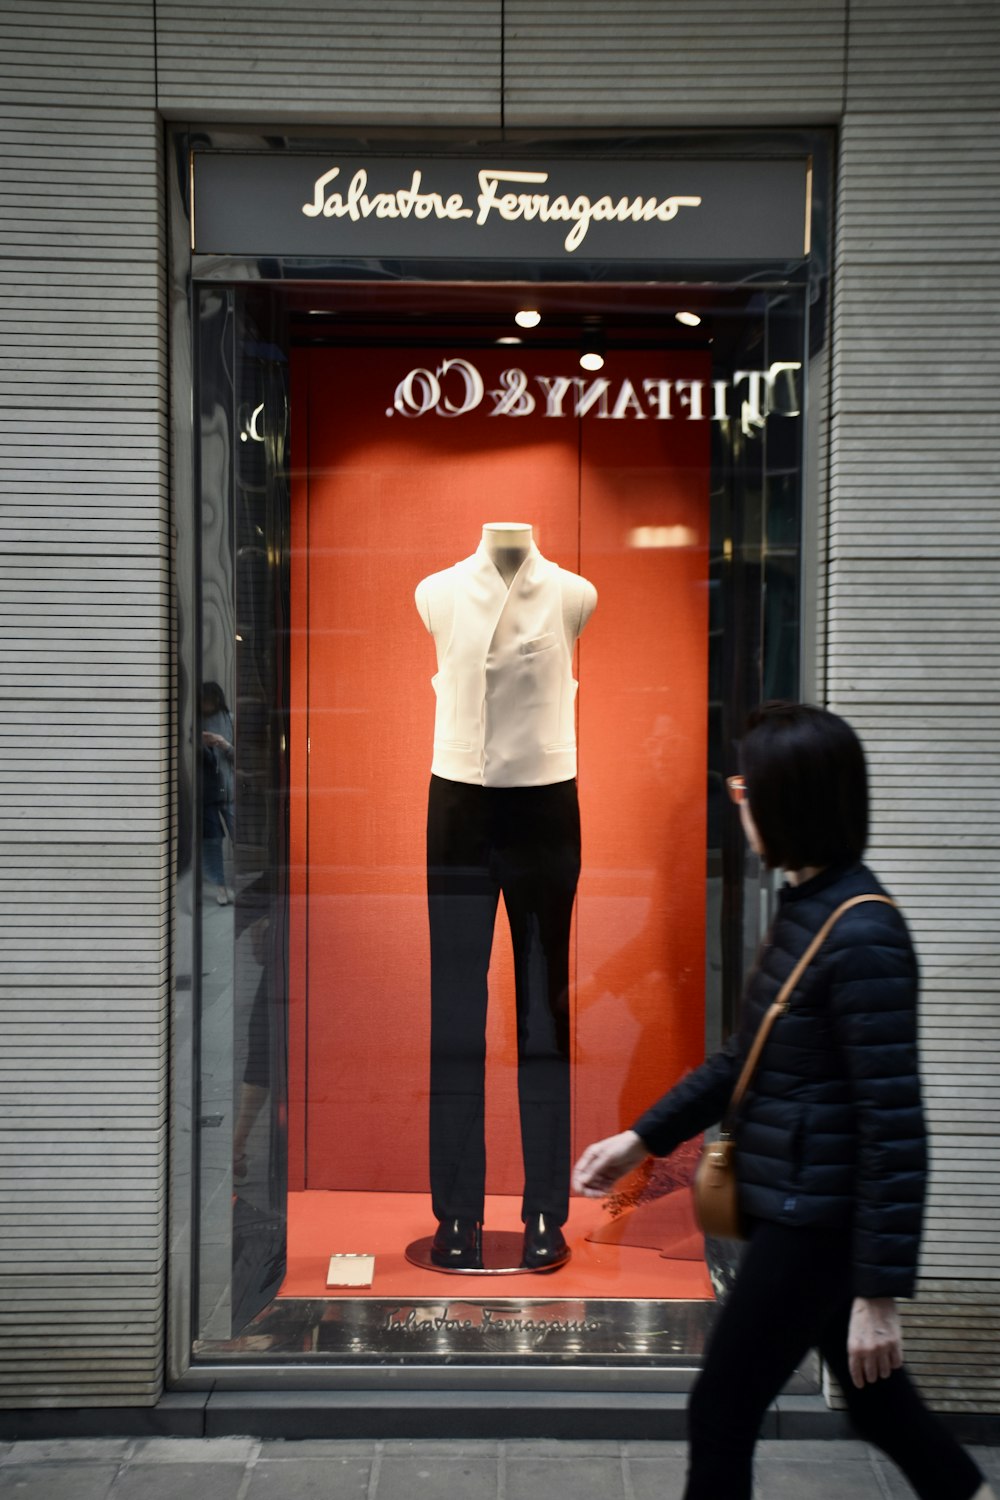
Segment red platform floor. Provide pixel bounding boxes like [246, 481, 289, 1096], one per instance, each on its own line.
[279, 1189, 714, 1301]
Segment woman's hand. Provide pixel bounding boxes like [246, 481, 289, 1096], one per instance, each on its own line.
[848, 1297, 903, 1388]
[572, 1130, 648, 1197]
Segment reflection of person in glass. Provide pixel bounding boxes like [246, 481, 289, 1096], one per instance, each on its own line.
[416, 523, 597, 1271]
[201, 680, 235, 905]
[574, 703, 992, 1500]
[233, 905, 271, 1181]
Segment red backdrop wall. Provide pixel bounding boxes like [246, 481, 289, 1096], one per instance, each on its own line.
[289, 344, 710, 1194]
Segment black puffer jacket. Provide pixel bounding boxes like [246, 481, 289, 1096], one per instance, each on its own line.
[633, 862, 927, 1298]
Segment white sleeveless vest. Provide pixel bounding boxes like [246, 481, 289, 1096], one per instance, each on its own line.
[421, 542, 582, 787]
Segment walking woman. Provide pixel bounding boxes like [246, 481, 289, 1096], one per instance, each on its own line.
[573, 702, 993, 1500]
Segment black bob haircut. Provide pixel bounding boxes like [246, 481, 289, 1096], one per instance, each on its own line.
[739, 702, 868, 872]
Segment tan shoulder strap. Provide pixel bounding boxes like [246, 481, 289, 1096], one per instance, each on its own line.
[723, 894, 896, 1128]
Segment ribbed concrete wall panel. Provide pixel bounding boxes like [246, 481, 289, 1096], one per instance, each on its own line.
[0, 7, 154, 108]
[0, 1268, 164, 1402]
[0, 0, 168, 1408]
[156, 0, 501, 122]
[829, 139, 1000, 572]
[833, 116, 1000, 270]
[504, 0, 847, 124]
[0, 103, 160, 260]
[847, 0, 1000, 108]
[900, 1295, 1000, 1416]
[831, 0, 1000, 1410]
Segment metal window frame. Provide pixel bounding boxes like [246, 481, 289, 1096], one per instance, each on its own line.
[167, 121, 832, 1390]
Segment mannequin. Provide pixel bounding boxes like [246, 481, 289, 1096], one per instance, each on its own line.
[415, 523, 597, 1270]
[480, 521, 533, 586]
[415, 522, 596, 661]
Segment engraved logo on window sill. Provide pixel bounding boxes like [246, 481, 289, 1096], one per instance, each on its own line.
[382, 1305, 602, 1337]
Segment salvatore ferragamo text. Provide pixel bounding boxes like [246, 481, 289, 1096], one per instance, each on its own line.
[303, 166, 702, 252]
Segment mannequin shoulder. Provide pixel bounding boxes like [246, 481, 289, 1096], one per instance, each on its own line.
[557, 568, 598, 637]
[415, 566, 459, 634]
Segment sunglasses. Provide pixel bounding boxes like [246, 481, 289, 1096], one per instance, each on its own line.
[726, 775, 749, 806]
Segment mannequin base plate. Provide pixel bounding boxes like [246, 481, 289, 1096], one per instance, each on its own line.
[405, 1231, 571, 1276]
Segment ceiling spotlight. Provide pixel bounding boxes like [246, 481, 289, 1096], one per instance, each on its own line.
[579, 324, 606, 373]
[514, 309, 542, 329]
[675, 311, 702, 328]
[496, 336, 523, 345]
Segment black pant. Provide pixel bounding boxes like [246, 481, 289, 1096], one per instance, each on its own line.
[685, 1220, 983, 1500]
[427, 774, 580, 1225]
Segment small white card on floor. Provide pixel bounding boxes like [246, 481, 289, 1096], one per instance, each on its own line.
[326, 1254, 375, 1288]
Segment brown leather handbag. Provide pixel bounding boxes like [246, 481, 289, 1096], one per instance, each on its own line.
[693, 893, 896, 1240]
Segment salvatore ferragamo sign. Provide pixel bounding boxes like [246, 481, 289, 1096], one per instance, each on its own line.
[303, 165, 702, 253]
[192, 154, 810, 261]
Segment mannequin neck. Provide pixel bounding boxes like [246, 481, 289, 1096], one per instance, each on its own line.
[482, 522, 533, 587]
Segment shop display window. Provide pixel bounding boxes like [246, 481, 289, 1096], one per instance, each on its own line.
[188, 279, 810, 1364]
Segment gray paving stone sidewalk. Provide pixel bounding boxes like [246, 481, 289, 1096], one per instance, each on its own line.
[1, 1438, 998, 1499]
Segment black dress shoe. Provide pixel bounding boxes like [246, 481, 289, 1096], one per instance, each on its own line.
[430, 1217, 483, 1269]
[521, 1213, 569, 1270]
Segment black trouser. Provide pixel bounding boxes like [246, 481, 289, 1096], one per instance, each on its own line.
[427, 774, 580, 1226]
[685, 1220, 983, 1500]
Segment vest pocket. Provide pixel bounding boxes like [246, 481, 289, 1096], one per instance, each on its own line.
[520, 632, 557, 655]
[431, 673, 471, 751]
[544, 674, 578, 752]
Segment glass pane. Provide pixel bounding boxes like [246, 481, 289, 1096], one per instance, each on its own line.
[192, 280, 808, 1362]
[196, 288, 290, 1340]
